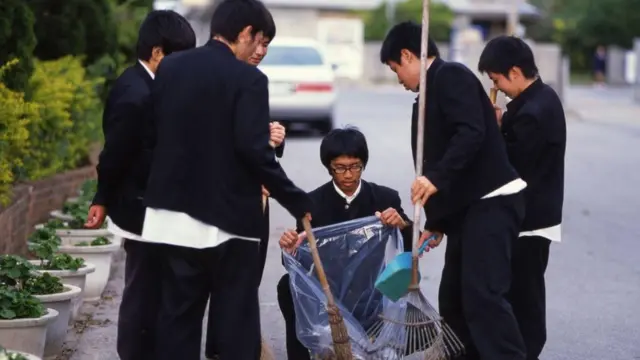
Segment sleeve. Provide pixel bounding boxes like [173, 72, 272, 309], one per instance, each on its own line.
[275, 139, 285, 158]
[234, 72, 313, 220]
[423, 65, 486, 193]
[387, 189, 414, 252]
[92, 95, 147, 206]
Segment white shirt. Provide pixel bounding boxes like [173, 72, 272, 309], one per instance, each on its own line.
[333, 181, 362, 204]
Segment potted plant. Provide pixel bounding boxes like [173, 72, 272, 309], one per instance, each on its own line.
[0, 345, 42, 360]
[50, 179, 98, 222]
[0, 255, 80, 360]
[0, 286, 58, 358]
[56, 235, 119, 303]
[27, 229, 95, 320]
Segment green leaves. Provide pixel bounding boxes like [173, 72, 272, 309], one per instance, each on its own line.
[0, 284, 45, 320]
[23, 272, 64, 295]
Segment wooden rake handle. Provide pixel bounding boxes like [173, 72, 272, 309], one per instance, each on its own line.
[301, 217, 336, 306]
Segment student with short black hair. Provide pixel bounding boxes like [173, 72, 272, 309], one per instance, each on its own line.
[204, 6, 282, 358]
[479, 35, 566, 360]
[381, 21, 528, 360]
[277, 126, 413, 360]
[84, 9, 196, 360]
[139, 0, 313, 359]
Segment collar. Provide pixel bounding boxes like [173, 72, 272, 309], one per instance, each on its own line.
[138, 60, 155, 80]
[414, 57, 444, 100]
[206, 39, 235, 57]
[506, 77, 544, 114]
[333, 181, 362, 204]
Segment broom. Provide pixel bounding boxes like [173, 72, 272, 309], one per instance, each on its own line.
[301, 217, 354, 360]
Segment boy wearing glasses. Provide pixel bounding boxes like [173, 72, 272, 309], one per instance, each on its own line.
[276, 126, 413, 360]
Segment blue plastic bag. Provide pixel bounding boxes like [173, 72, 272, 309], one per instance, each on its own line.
[283, 216, 408, 359]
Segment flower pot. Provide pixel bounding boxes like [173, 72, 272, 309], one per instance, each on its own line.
[0, 308, 58, 358]
[3, 350, 42, 360]
[34, 224, 120, 247]
[48, 210, 73, 222]
[32, 285, 81, 360]
[57, 243, 120, 303]
[29, 262, 96, 322]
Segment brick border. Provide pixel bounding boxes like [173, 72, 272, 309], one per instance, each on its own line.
[0, 166, 97, 256]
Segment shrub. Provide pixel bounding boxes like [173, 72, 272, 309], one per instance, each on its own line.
[0, 60, 39, 205]
[0, 0, 37, 92]
[21, 56, 104, 181]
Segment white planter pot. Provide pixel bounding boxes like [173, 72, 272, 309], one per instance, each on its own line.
[29, 262, 96, 322]
[48, 210, 73, 222]
[32, 285, 81, 360]
[57, 243, 120, 303]
[34, 224, 120, 247]
[3, 350, 42, 360]
[0, 308, 58, 358]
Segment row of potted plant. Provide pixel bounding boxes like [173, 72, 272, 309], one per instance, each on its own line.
[0, 179, 122, 359]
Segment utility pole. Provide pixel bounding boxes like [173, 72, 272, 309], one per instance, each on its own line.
[506, 0, 520, 36]
[385, 0, 396, 32]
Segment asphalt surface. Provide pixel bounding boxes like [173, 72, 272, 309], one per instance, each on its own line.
[67, 85, 640, 360]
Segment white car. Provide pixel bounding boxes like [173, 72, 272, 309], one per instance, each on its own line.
[258, 37, 337, 134]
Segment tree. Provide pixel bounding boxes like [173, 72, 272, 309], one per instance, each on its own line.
[363, 0, 454, 42]
[28, 0, 118, 65]
[0, 0, 37, 92]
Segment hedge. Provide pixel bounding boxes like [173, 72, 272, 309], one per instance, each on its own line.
[0, 0, 37, 93]
[0, 57, 103, 204]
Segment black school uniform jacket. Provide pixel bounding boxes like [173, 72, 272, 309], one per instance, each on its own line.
[92, 62, 155, 235]
[294, 180, 413, 252]
[411, 58, 519, 232]
[500, 78, 566, 231]
[143, 40, 312, 239]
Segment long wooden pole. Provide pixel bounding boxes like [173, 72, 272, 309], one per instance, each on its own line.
[410, 0, 432, 286]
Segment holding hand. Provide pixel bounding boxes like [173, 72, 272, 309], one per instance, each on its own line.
[494, 104, 504, 128]
[85, 205, 106, 229]
[417, 230, 444, 255]
[269, 121, 286, 148]
[375, 207, 406, 228]
[411, 176, 438, 206]
[279, 229, 306, 254]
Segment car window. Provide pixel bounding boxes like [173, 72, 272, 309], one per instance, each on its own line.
[261, 46, 324, 66]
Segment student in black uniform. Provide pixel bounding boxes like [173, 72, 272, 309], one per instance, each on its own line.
[478, 36, 566, 360]
[277, 127, 413, 360]
[381, 21, 527, 360]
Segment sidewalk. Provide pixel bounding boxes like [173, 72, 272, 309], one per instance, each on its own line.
[565, 85, 640, 124]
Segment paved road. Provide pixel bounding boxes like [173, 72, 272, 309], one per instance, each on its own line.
[68, 85, 640, 360]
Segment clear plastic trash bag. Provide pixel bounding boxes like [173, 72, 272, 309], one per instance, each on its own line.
[282, 215, 411, 359]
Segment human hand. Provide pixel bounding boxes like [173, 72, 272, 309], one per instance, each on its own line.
[269, 121, 286, 148]
[494, 104, 503, 128]
[85, 205, 106, 229]
[261, 185, 270, 197]
[417, 230, 444, 256]
[411, 176, 438, 206]
[279, 229, 307, 254]
[375, 207, 407, 228]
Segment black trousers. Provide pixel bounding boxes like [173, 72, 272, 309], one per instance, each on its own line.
[439, 194, 527, 360]
[205, 203, 270, 358]
[117, 239, 164, 360]
[508, 236, 551, 360]
[277, 273, 312, 360]
[155, 239, 262, 360]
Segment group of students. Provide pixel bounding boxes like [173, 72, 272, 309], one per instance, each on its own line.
[84, 0, 566, 359]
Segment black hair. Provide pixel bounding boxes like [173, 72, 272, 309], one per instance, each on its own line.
[263, 7, 276, 41]
[209, 0, 270, 43]
[136, 10, 196, 61]
[478, 35, 539, 79]
[320, 126, 369, 170]
[380, 21, 439, 65]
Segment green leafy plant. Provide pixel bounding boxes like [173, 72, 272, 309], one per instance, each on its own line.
[23, 272, 64, 295]
[75, 236, 111, 247]
[0, 344, 30, 360]
[0, 255, 34, 288]
[0, 285, 45, 320]
[78, 179, 97, 202]
[27, 228, 84, 271]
